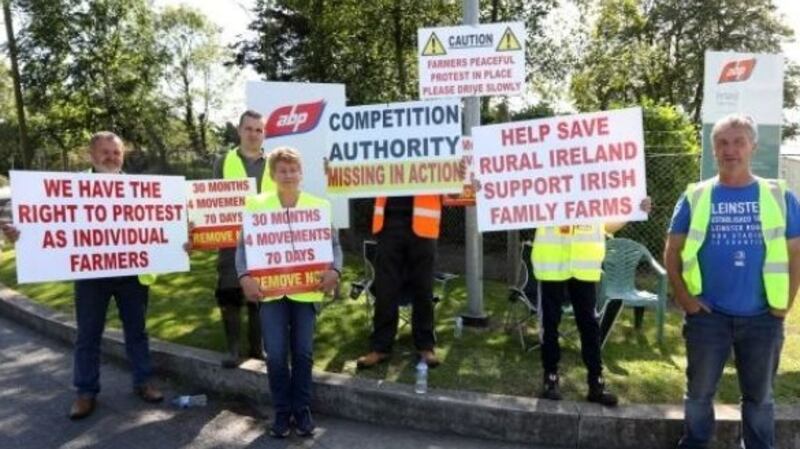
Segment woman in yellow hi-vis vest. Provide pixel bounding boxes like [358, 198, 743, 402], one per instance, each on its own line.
[234, 148, 342, 439]
[533, 197, 651, 407]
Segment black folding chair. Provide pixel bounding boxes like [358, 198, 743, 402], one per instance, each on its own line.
[349, 240, 457, 329]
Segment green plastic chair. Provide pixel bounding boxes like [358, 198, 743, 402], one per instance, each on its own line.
[598, 238, 668, 344]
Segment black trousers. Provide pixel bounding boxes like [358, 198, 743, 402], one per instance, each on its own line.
[370, 225, 436, 353]
[539, 279, 603, 383]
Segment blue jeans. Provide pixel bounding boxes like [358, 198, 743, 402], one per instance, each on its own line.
[73, 276, 152, 396]
[259, 299, 316, 414]
[678, 311, 784, 449]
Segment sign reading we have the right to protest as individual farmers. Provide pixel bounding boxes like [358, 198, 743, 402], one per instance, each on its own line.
[418, 22, 526, 99]
[186, 178, 256, 250]
[243, 204, 333, 298]
[325, 99, 464, 198]
[474, 108, 648, 232]
[10, 171, 189, 283]
[442, 137, 476, 207]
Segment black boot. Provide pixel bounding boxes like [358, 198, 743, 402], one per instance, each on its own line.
[220, 305, 241, 369]
[587, 377, 618, 407]
[246, 303, 264, 360]
[539, 372, 562, 401]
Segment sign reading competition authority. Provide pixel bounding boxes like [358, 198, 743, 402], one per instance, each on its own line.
[243, 203, 333, 297]
[418, 22, 525, 99]
[325, 99, 463, 198]
[474, 108, 648, 232]
[10, 171, 189, 283]
[187, 178, 256, 250]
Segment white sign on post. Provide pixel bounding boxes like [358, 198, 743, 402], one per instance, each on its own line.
[324, 99, 464, 198]
[243, 203, 333, 298]
[186, 178, 257, 250]
[418, 22, 526, 99]
[246, 81, 350, 228]
[10, 171, 190, 283]
[474, 108, 648, 232]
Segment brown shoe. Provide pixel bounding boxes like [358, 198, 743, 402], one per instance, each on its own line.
[418, 350, 441, 368]
[69, 396, 96, 420]
[356, 351, 389, 369]
[134, 384, 164, 403]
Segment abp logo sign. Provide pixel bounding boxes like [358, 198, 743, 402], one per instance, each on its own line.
[718, 58, 757, 84]
[265, 100, 326, 137]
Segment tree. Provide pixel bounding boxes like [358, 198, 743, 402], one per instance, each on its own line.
[233, 0, 461, 104]
[2, 0, 30, 168]
[571, 0, 797, 127]
[157, 5, 225, 157]
[16, 0, 170, 170]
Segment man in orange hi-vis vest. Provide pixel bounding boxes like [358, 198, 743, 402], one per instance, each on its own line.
[357, 195, 443, 368]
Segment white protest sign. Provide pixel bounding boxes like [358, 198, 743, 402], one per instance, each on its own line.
[325, 99, 463, 198]
[10, 171, 189, 283]
[702, 51, 784, 124]
[442, 137, 476, 206]
[418, 22, 526, 99]
[186, 178, 256, 250]
[246, 81, 350, 228]
[474, 108, 647, 232]
[243, 203, 333, 298]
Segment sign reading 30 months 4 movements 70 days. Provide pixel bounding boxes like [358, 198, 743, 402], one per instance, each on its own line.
[418, 22, 525, 99]
[186, 178, 256, 250]
[243, 205, 333, 298]
[325, 99, 464, 198]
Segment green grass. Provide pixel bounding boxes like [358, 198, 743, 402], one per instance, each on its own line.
[2, 248, 799, 405]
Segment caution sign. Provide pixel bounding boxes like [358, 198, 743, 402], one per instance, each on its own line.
[422, 32, 447, 56]
[418, 22, 525, 99]
[496, 27, 522, 51]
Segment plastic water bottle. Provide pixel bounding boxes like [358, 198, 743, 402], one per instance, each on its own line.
[171, 394, 207, 408]
[414, 361, 428, 394]
[454, 316, 463, 338]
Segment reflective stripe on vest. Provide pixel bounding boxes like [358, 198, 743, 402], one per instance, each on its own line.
[681, 177, 789, 309]
[372, 195, 441, 239]
[531, 225, 606, 282]
[244, 192, 330, 303]
[223, 149, 274, 194]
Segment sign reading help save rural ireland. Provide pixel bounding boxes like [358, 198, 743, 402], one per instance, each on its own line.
[325, 99, 464, 198]
[418, 22, 526, 99]
[474, 108, 648, 232]
[11, 171, 190, 283]
[187, 178, 257, 250]
[243, 203, 333, 298]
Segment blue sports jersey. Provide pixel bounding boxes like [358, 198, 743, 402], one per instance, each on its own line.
[669, 181, 800, 315]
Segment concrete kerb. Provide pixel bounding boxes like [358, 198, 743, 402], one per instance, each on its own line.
[1, 285, 797, 449]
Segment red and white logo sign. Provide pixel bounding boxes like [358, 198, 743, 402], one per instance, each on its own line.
[265, 100, 326, 137]
[718, 58, 756, 84]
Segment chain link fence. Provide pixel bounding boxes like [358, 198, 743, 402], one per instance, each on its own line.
[342, 152, 702, 281]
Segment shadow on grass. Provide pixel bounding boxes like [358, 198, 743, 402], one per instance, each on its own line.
[3, 247, 799, 405]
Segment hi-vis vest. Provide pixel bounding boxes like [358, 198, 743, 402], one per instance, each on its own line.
[532, 225, 606, 282]
[244, 192, 331, 302]
[223, 149, 274, 193]
[84, 169, 157, 286]
[681, 177, 789, 310]
[372, 196, 441, 239]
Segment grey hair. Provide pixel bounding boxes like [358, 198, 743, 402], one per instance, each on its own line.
[711, 114, 758, 144]
[88, 131, 124, 150]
